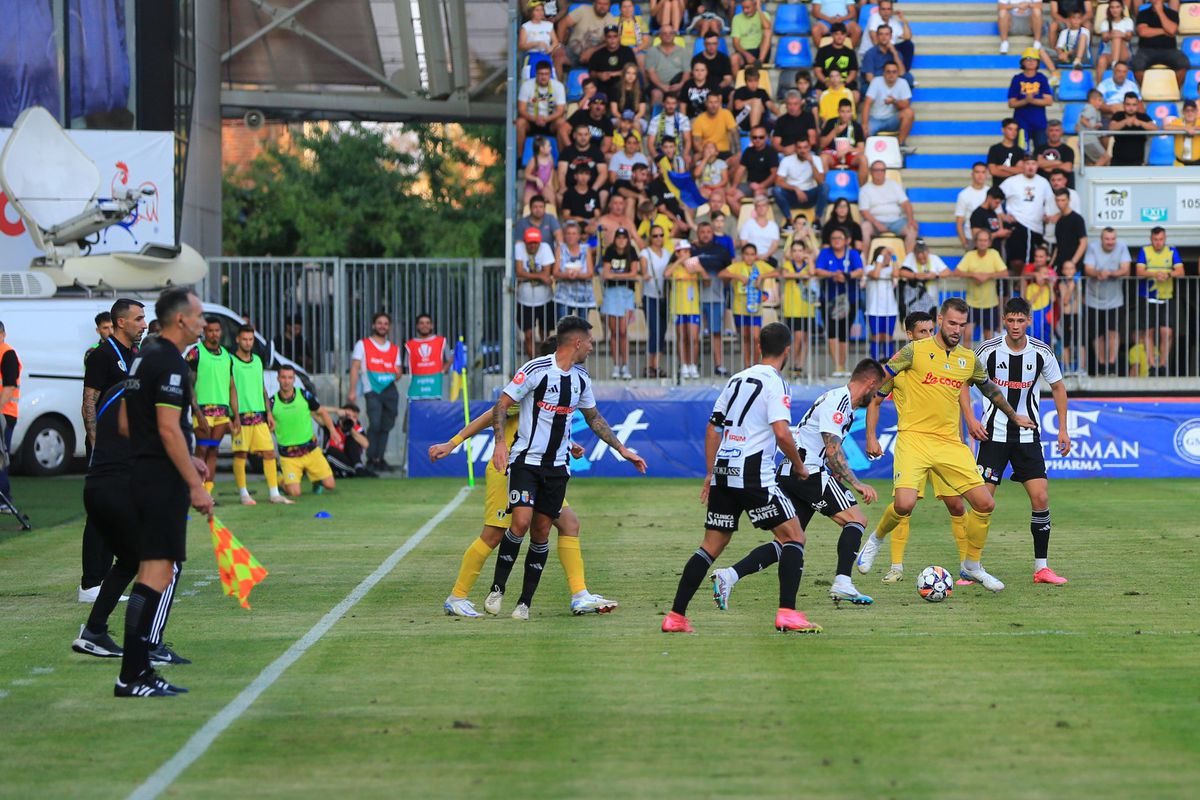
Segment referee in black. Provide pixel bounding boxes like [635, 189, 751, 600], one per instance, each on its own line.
[115, 288, 213, 697]
[79, 299, 145, 602]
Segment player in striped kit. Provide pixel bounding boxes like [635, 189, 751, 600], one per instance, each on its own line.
[663, 322, 822, 634]
[486, 316, 647, 620]
[710, 358, 886, 609]
[963, 297, 1071, 584]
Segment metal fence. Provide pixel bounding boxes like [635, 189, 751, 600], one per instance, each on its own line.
[205, 258, 508, 397]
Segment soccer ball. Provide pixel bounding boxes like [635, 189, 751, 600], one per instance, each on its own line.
[917, 566, 953, 603]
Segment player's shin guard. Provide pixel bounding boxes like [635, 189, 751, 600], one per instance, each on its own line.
[517, 540, 550, 607]
[875, 503, 906, 538]
[490, 529, 524, 594]
[949, 514, 968, 562]
[453, 536, 496, 598]
[731, 540, 782, 578]
[889, 515, 910, 567]
[1031, 509, 1051, 568]
[149, 563, 180, 647]
[119, 583, 162, 683]
[672, 547, 714, 615]
[232, 457, 247, 491]
[556, 535, 587, 595]
[964, 509, 993, 564]
[837, 522, 866, 577]
[777, 541, 805, 610]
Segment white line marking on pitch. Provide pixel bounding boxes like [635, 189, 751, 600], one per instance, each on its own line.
[127, 485, 472, 800]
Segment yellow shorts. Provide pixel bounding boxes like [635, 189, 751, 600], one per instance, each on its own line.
[892, 432, 983, 496]
[232, 422, 274, 454]
[916, 471, 958, 500]
[482, 462, 569, 529]
[200, 405, 232, 428]
[280, 449, 334, 485]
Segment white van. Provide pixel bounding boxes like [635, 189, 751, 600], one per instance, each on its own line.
[0, 295, 310, 476]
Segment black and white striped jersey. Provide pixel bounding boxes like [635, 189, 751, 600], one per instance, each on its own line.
[710, 364, 792, 489]
[975, 335, 1062, 444]
[502, 356, 596, 470]
[780, 385, 855, 476]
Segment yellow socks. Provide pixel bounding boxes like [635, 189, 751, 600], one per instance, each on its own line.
[890, 515, 910, 565]
[452, 537, 495, 598]
[263, 459, 279, 496]
[949, 514, 968, 562]
[232, 457, 247, 491]
[875, 502, 907, 539]
[557, 535, 587, 595]
[964, 509, 993, 563]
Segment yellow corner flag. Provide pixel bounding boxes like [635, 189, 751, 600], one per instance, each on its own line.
[210, 516, 268, 609]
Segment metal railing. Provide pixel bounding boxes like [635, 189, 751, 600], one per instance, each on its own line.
[205, 258, 508, 396]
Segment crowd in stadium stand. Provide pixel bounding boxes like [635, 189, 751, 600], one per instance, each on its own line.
[514, 0, 1193, 380]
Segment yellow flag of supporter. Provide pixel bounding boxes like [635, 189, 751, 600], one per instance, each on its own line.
[210, 516, 268, 609]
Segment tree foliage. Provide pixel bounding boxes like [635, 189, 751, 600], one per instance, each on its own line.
[222, 123, 505, 258]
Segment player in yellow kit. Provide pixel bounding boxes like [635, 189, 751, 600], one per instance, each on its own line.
[860, 310, 969, 584]
[859, 297, 1036, 592]
[430, 338, 618, 618]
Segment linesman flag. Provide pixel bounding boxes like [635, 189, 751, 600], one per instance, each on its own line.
[448, 338, 468, 401]
[210, 516, 268, 609]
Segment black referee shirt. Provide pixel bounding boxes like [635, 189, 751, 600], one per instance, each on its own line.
[83, 336, 135, 395]
[125, 337, 194, 461]
[86, 381, 132, 489]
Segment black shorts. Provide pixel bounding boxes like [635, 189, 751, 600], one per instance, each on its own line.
[776, 468, 857, 528]
[704, 483, 796, 533]
[506, 462, 570, 519]
[970, 305, 999, 334]
[83, 483, 141, 565]
[1131, 47, 1189, 73]
[976, 440, 1046, 485]
[826, 303, 857, 341]
[1007, 223, 1043, 266]
[131, 460, 190, 562]
[517, 302, 555, 334]
[1086, 306, 1122, 337]
[1141, 299, 1174, 331]
[783, 315, 822, 336]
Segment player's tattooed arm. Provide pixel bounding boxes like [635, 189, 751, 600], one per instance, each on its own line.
[975, 379, 1037, 430]
[82, 387, 100, 446]
[822, 432, 879, 504]
[489, 394, 516, 472]
[581, 406, 647, 472]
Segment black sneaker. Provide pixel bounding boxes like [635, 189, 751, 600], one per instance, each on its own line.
[150, 642, 192, 666]
[114, 673, 178, 698]
[72, 624, 123, 658]
[145, 669, 188, 694]
[375, 458, 393, 472]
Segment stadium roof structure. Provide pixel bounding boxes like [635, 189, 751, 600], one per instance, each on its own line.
[220, 0, 508, 123]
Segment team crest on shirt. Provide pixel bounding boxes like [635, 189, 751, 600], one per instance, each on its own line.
[832, 411, 844, 424]
[513, 371, 526, 385]
[169, 374, 181, 386]
[958, 358, 967, 368]
[509, 490, 520, 504]
[1026, 363, 1034, 370]
[782, 395, 791, 408]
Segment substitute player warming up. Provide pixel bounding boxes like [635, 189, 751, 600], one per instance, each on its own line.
[861, 298, 1036, 593]
[711, 358, 885, 609]
[963, 297, 1071, 584]
[663, 322, 821, 634]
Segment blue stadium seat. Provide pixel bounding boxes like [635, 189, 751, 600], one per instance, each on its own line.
[859, 4, 877, 32]
[774, 36, 813, 68]
[522, 136, 560, 165]
[825, 169, 860, 204]
[1184, 37, 1200, 67]
[1146, 101, 1179, 127]
[1057, 69, 1095, 101]
[523, 52, 554, 81]
[566, 68, 588, 102]
[774, 4, 811, 36]
[1147, 135, 1176, 165]
[693, 36, 730, 55]
[1061, 103, 1086, 135]
[1184, 69, 1200, 100]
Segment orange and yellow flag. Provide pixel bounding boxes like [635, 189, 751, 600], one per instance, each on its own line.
[210, 516, 268, 609]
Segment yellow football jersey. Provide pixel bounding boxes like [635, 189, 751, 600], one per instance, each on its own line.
[505, 404, 520, 445]
[885, 336, 986, 442]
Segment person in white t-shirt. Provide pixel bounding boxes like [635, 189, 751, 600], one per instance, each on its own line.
[514, 226, 558, 358]
[640, 225, 676, 377]
[517, 62, 568, 156]
[898, 239, 948, 318]
[773, 139, 827, 224]
[864, 239, 900, 361]
[738, 195, 782, 264]
[859, 160, 918, 253]
[999, 153, 1055, 270]
[955, 162, 991, 250]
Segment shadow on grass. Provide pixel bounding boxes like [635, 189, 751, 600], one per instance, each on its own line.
[0, 476, 86, 540]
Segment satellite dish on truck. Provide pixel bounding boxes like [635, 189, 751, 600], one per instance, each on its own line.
[0, 105, 205, 291]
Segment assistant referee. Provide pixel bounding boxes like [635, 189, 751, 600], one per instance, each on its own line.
[114, 288, 213, 698]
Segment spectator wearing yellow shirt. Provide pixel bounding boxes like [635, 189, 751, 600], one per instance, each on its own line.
[668, 240, 705, 378]
[1135, 226, 1185, 377]
[691, 92, 741, 164]
[1167, 100, 1200, 165]
[1020, 244, 1056, 344]
[720, 243, 777, 367]
[818, 70, 856, 123]
[957, 228, 1009, 342]
[777, 240, 821, 376]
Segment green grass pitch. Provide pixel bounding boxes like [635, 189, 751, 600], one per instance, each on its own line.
[0, 475, 1197, 798]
